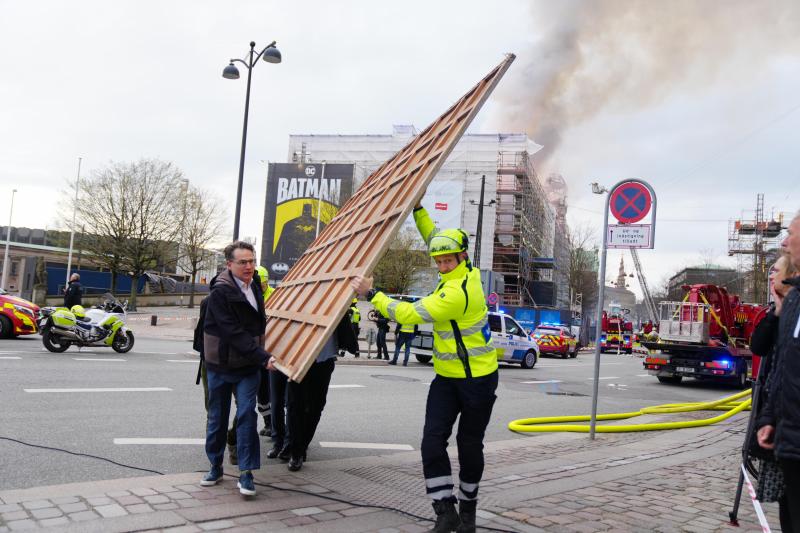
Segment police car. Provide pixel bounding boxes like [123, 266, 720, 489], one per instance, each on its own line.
[410, 311, 540, 369]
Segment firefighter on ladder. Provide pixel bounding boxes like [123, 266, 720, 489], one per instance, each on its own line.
[352, 203, 498, 533]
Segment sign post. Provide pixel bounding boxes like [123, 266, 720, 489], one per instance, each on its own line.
[589, 179, 657, 440]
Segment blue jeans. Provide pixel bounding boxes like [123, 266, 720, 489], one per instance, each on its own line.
[393, 332, 414, 365]
[206, 369, 260, 471]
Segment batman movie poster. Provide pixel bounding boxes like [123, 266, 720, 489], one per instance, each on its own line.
[260, 163, 354, 280]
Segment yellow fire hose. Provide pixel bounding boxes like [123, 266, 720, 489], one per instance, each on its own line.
[508, 389, 752, 433]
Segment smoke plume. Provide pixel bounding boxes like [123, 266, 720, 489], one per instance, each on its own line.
[488, 0, 800, 173]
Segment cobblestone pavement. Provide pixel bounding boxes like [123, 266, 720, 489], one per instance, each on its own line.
[0, 412, 780, 532]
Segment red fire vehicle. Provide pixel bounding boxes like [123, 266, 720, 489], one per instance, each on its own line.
[600, 309, 634, 354]
[642, 284, 766, 388]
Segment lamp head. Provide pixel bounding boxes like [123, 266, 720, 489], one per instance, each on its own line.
[263, 46, 281, 64]
[222, 63, 240, 80]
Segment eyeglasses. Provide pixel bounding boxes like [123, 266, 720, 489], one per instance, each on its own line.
[231, 259, 256, 266]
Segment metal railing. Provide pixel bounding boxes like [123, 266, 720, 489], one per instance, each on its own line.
[657, 301, 710, 344]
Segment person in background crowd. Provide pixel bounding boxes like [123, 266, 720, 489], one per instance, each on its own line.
[350, 298, 361, 357]
[375, 311, 390, 361]
[269, 312, 358, 472]
[750, 253, 798, 513]
[757, 211, 800, 532]
[390, 321, 418, 366]
[256, 266, 274, 438]
[200, 241, 270, 497]
[64, 273, 82, 309]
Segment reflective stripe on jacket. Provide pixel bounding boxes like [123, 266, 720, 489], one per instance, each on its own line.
[370, 207, 497, 378]
[399, 323, 416, 334]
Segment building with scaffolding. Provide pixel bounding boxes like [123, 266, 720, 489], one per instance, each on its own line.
[727, 193, 786, 303]
[284, 126, 555, 305]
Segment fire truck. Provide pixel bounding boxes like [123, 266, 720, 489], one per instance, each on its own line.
[599, 307, 634, 354]
[642, 284, 766, 388]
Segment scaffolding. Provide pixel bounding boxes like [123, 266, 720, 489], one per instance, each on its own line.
[727, 193, 785, 303]
[494, 151, 554, 306]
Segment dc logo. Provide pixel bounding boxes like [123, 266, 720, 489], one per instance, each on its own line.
[305, 166, 316, 177]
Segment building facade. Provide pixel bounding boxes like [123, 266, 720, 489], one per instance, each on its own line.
[284, 126, 556, 306]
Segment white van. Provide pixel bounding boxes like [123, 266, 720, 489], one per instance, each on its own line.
[410, 311, 539, 369]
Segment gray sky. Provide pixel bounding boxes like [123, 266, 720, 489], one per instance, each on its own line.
[1, 0, 798, 297]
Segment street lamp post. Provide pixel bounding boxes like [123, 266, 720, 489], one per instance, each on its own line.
[222, 40, 282, 241]
[469, 174, 496, 269]
[2, 189, 18, 290]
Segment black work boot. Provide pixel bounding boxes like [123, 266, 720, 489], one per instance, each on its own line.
[456, 500, 477, 533]
[259, 415, 272, 437]
[428, 499, 460, 532]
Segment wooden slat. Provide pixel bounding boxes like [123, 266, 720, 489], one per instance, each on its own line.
[266, 54, 516, 382]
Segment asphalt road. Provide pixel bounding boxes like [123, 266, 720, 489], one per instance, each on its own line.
[0, 335, 745, 491]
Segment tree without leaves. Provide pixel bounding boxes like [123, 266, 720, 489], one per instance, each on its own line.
[64, 159, 184, 309]
[566, 222, 599, 317]
[373, 228, 430, 294]
[63, 164, 136, 294]
[177, 186, 226, 308]
[117, 159, 184, 310]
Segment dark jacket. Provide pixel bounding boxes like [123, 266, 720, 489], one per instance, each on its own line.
[203, 269, 269, 374]
[64, 281, 82, 308]
[335, 313, 359, 355]
[376, 315, 390, 333]
[758, 276, 800, 461]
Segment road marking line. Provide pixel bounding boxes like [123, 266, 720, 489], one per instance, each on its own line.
[133, 352, 178, 355]
[0, 356, 22, 360]
[166, 359, 198, 363]
[114, 438, 204, 445]
[636, 373, 651, 377]
[329, 384, 365, 389]
[587, 376, 620, 380]
[319, 441, 413, 451]
[73, 358, 126, 362]
[521, 380, 563, 384]
[24, 387, 173, 393]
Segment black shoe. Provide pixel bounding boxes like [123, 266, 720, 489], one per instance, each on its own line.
[430, 499, 460, 532]
[227, 443, 238, 466]
[267, 444, 282, 459]
[456, 500, 477, 533]
[278, 445, 292, 461]
[288, 455, 304, 472]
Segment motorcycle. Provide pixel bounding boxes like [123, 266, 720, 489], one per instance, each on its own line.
[38, 295, 134, 353]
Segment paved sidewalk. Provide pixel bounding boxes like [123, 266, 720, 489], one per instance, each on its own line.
[0, 414, 780, 532]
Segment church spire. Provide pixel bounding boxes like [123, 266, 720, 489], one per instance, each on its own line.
[615, 257, 627, 288]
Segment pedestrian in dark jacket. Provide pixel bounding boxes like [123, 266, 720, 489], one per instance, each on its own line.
[200, 241, 270, 497]
[750, 254, 798, 507]
[757, 212, 800, 532]
[269, 314, 358, 472]
[64, 273, 82, 309]
[376, 312, 390, 361]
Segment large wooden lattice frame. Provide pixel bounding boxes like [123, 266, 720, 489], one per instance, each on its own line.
[266, 54, 516, 382]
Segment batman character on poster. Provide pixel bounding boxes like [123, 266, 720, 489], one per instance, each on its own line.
[260, 163, 354, 280]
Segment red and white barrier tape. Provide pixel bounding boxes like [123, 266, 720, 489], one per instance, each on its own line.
[741, 463, 771, 532]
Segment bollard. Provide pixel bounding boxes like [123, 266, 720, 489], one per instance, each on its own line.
[365, 329, 376, 359]
[150, 315, 158, 326]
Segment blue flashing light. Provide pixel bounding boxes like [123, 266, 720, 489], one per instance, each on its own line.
[498, 308, 506, 314]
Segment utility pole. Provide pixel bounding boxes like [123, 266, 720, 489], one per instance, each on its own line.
[469, 175, 495, 269]
[66, 157, 82, 286]
[1, 189, 17, 290]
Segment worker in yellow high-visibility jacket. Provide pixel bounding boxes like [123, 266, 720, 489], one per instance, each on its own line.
[255, 266, 274, 438]
[352, 203, 497, 533]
